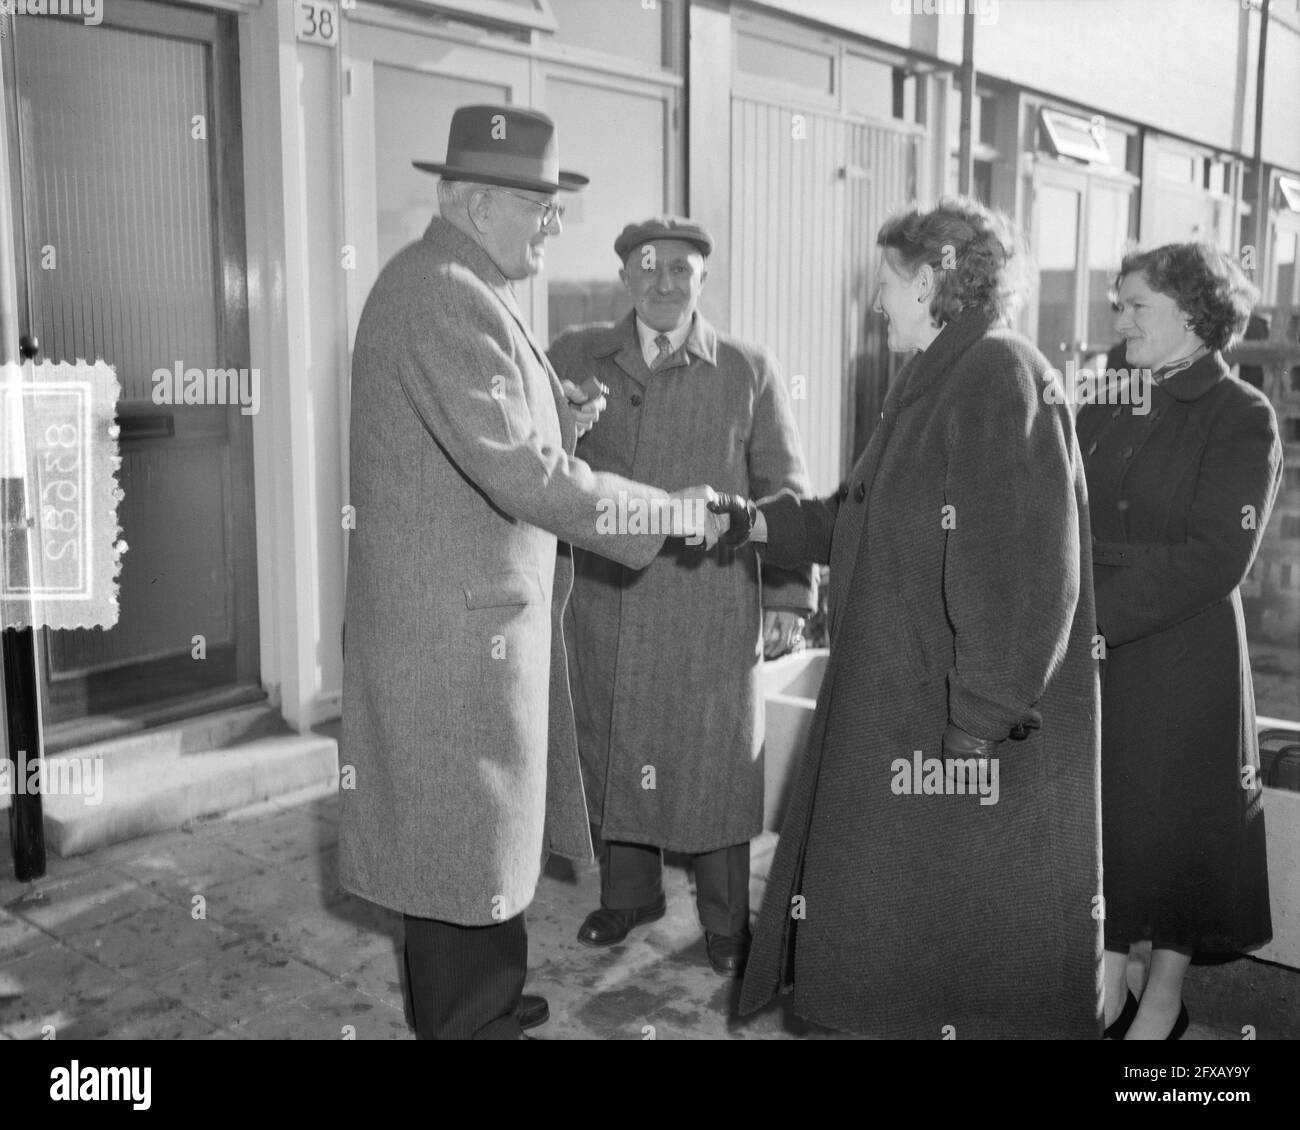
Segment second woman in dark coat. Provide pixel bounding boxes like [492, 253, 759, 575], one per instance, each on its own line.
[1079, 243, 1281, 1041]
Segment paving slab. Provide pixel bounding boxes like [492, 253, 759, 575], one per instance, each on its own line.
[0, 907, 57, 965]
[149, 938, 338, 1029]
[3, 981, 219, 1040]
[3, 869, 171, 938]
[229, 985, 410, 1040]
[104, 836, 271, 904]
[61, 902, 246, 979]
[0, 943, 130, 1035]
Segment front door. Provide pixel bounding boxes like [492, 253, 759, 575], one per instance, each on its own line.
[4, 1, 260, 736]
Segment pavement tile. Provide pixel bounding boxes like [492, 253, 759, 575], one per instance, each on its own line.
[104, 836, 270, 904]
[3, 869, 170, 938]
[277, 848, 342, 903]
[91, 827, 200, 871]
[3, 981, 218, 1040]
[0, 841, 95, 909]
[342, 945, 406, 1011]
[202, 861, 335, 941]
[229, 985, 410, 1040]
[62, 902, 245, 979]
[0, 907, 57, 964]
[0, 944, 129, 1033]
[197, 806, 334, 868]
[149, 938, 337, 1029]
[259, 896, 400, 976]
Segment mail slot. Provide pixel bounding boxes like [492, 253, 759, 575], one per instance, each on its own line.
[116, 412, 175, 441]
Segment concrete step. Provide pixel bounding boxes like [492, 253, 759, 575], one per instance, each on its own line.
[39, 731, 339, 857]
[47, 703, 288, 773]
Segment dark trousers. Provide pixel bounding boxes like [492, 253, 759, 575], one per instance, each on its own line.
[599, 833, 751, 937]
[402, 911, 526, 1040]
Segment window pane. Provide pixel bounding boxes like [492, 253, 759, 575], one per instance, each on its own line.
[978, 95, 996, 147]
[543, 78, 668, 340]
[845, 54, 895, 120]
[1086, 186, 1132, 349]
[549, 0, 667, 69]
[1033, 182, 1081, 365]
[1274, 229, 1298, 304]
[1102, 128, 1131, 172]
[373, 66, 509, 270]
[1157, 149, 1196, 184]
[738, 32, 833, 94]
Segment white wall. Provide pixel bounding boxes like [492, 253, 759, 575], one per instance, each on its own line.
[239, 0, 347, 729]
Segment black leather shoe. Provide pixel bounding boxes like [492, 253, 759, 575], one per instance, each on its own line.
[1104, 990, 1139, 1039]
[705, 930, 751, 977]
[517, 994, 549, 1031]
[577, 895, 667, 947]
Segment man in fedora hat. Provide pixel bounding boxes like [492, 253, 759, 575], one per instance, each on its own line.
[549, 217, 815, 977]
[339, 107, 723, 1039]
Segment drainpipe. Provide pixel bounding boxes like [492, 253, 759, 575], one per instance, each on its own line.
[1251, 0, 1270, 270]
[957, 9, 976, 197]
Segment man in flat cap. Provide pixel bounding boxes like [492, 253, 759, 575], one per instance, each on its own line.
[340, 108, 721, 1040]
[549, 216, 815, 976]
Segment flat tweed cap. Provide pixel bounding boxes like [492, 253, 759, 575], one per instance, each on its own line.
[614, 216, 714, 262]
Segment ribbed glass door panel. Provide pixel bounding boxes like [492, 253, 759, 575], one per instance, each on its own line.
[12, 7, 254, 721]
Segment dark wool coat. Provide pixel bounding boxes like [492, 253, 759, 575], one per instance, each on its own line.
[1077, 353, 1282, 955]
[549, 313, 815, 852]
[339, 217, 671, 925]
[738, 310, 1104, 1039]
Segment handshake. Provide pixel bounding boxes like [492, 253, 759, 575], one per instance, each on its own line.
[665, 486, 758, 551]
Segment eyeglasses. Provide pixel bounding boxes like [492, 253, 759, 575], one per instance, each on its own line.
[493, 188, 565, 226]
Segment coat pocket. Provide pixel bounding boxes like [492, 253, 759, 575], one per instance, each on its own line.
[463, 569, 545, 609]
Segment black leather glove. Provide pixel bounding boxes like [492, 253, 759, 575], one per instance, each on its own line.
[707, 493, 757, 548]
[941, 723, 1000, 761]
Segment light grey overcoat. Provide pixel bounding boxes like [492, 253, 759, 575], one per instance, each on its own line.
[339, 217, 669, 925]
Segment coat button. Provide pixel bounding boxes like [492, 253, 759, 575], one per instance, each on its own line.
[631, 393, 643, 407]
[1117, 499, 1129, 511]
[854, 482, 866, 503]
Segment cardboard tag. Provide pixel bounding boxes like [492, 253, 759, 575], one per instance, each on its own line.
[1, 360, 124, 630]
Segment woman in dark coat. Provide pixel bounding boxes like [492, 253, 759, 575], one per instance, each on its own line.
[718, 198, 1103, 1038]
[1078, 243, 1282, 1040]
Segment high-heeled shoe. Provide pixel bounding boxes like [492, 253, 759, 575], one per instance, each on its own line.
[1104, 990, 1139, 1039]
[1166, 1001, 1189, 1041]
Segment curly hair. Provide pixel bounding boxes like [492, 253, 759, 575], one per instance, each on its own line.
[876, 197, 1030, 327]
[1114, 243, 1257, 352]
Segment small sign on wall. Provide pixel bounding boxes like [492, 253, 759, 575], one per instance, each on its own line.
[296, 0, 340, 48]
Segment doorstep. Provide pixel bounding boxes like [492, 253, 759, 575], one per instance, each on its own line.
[27, 706, 338, 858]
